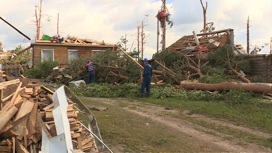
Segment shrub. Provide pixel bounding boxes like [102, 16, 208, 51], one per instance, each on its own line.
[223, 89, 253, 105]
[25, 60, 58, 79]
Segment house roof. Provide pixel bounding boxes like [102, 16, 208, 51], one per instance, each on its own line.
[167, 28, 234, 52]
[31, 42, 116, 48]
[31, 36, 116, 48]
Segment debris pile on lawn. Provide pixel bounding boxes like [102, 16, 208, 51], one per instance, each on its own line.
[0, 78, 103, 152]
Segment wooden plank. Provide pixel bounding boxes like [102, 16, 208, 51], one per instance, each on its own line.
[0, 106, 18, 131]
[15, 137, 29, 153]
[42, 103, 54, 111]
[14, 100, 34, 121]
[0, 146, 12, 152]
[6, 139, 12, 146]
[27, 103, 38, 137]
[77, 136, 83, 150]
[24, 88, 33, 94]
[11, 117, 28, 140]
[71, 133, 80, 139]
[36, 112, 52, 138]
[81, 137, 92, 146]
[0, 79, 20, 90]
[23, 127, 28, 148]
[0, 114, 28, 135]
[2, 92, 14, 102]
[12, 137, 15, 153]
[0, 130, 19, 139]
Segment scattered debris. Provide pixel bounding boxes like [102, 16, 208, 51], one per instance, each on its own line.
[0, 77, 108, 152]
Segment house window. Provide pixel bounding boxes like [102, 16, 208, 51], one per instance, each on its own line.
[92, 50, 105, 55]
[68, 49, 79, 62]
[41, 49, 54, 61]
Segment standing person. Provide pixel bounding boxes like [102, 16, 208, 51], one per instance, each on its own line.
[141, 58, 153, 97]
[86, 59, 97, 84]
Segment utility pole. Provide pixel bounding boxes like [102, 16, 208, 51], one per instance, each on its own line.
[270, 37, 272, 54]
[247, 16, 250, 54]
[125, 34, 127, 51]
[141, 21, 144, 60]
[137, 26, 140, 60]
[157, 17, 160, 53]
[162, 0, 166, 50]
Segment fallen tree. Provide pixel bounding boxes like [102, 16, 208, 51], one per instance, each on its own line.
[180, 81, 272, 94]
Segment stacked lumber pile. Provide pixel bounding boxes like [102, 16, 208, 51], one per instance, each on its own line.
[0, 79, 98, 153]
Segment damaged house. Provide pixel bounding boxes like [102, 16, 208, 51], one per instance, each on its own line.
[31, 37, 117, 67]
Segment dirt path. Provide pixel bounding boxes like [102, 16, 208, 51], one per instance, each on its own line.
[90, 98, 272, 153]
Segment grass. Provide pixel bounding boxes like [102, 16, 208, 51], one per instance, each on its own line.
[76, 93, 272, 152]
[189, 118, 272, 149]
[79, 97, 224, 152]
[139, 97, 272, 133]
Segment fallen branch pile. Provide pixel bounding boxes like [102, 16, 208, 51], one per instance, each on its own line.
[0, 79, 98, 152]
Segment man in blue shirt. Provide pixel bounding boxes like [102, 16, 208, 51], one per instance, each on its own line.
[141, 58, 153, 97]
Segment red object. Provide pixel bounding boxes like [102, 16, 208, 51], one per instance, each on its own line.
[156, 11, 169, 20]
[194, 45, 209, 53]
[86, 61, 92, 66]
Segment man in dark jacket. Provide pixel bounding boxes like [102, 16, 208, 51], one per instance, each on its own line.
[140, 58, 153, 97]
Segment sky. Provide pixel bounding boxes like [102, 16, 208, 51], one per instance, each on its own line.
[0, 0, 271, 58]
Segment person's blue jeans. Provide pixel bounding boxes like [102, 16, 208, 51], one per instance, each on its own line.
[141, 76, 151, 96]
[88, 71, 95, 83]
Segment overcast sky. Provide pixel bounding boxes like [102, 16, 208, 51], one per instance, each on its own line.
[0, 0, 271, 58]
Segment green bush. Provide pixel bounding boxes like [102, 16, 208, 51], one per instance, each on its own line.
[71, 83, 254, 105]
[25, 60, 58, 79]
[199, 67, 228, 83]
[223, 89, 253, 105]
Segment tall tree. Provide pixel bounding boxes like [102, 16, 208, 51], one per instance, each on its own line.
[200, 0, 208, 33]
[35, 0, 43, 40]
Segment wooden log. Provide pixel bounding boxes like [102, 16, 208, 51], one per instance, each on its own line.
[180, 81, 272, 94]
[117, 46, 143, 69]
[154, 60, 177, 76]
[0, 106, 18, 131]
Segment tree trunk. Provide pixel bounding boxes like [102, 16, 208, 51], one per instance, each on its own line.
[180, 81, 272, 94]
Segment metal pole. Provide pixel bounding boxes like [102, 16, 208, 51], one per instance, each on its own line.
[0, 17, 31, 40]
[247, 16, 250, 54]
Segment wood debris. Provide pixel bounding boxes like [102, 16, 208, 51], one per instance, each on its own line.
[0, 79, 99, 153]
